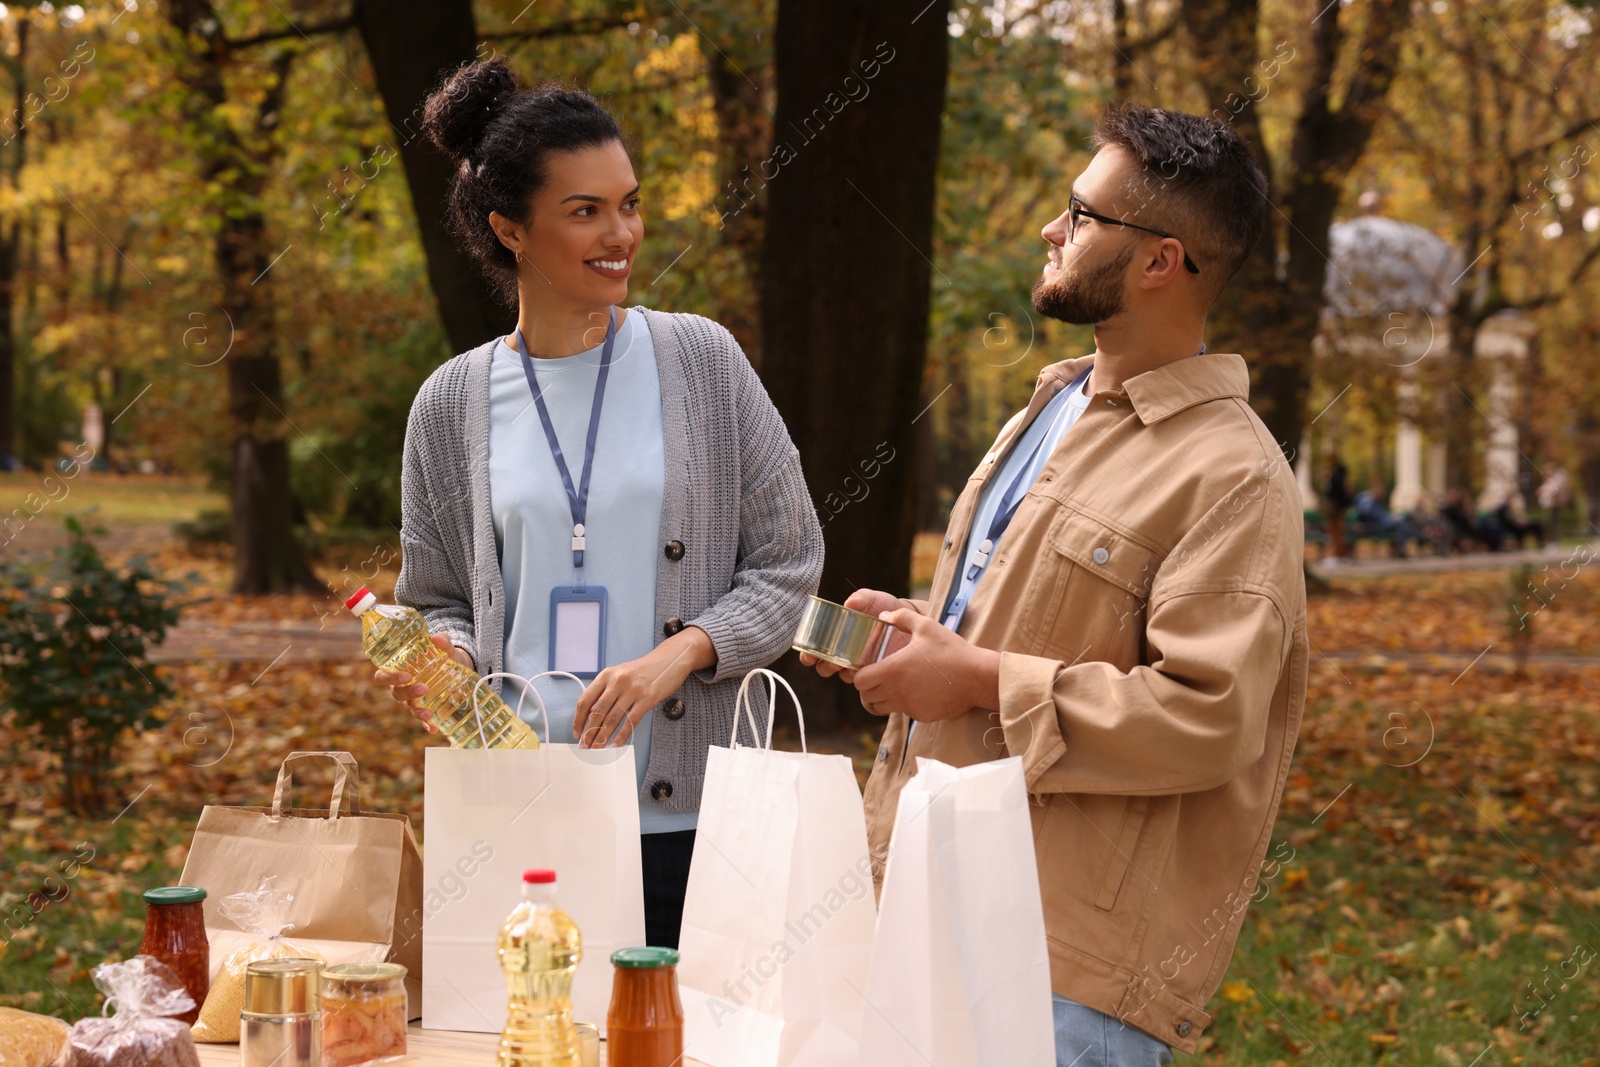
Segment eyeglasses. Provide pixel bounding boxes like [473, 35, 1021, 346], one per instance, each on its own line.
[1068, 196, 1200, 274]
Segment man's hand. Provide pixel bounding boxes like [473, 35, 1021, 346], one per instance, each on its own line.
[852, 609, 1002, 722]
[373, 633, 474, 735]
[798, 589, 915, 685]
[573, 625, 717, 748]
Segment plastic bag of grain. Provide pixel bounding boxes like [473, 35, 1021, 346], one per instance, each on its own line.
[190, 879, 324, 1043]
[0, 1005, 70, 1067]
[61, 956, 201, 1067]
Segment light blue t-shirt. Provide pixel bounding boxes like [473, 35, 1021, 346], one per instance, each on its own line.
[940, 367, 1094, 631]
[487, 308, 696, 834]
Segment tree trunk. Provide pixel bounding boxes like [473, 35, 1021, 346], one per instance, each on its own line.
[356, 0, 515, 354]
[0, 15, 27, 469]
[760, 0, 951, 730]
[1181, 0, 1411, 466]
[694, 5, 773, 356]
[165, 2, 321, 593]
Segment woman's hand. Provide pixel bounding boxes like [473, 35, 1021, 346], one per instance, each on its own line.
[573, 626, 717, 748]
[373, 632, 475, 735]
[797, 588, 915, 686]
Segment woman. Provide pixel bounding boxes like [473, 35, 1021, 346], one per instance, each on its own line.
[373, 59, 822, 948]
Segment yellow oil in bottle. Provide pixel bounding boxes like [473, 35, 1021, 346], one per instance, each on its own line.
[347, 587, 538, 749]
[498, 870, 583, 1067]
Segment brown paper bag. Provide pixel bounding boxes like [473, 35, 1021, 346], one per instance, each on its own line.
[179, 751, 424, 1019]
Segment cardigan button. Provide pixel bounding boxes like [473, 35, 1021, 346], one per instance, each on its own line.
[650, 780, 673, 801]
[662, 697, 686, 721]
[664, 539, 685, 561]
[663, 617, 685, 637]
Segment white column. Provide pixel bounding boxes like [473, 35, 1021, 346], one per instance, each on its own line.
[1474, 312, 1536, 510]
[1392, 421, 1424, 513]
[1295, 432, 1318, 510]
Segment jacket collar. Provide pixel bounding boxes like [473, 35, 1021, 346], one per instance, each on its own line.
[1033, 352, 1250, 425]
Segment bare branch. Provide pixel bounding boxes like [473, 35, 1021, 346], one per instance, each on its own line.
[481, 14, 644, 42]
[225, 13, 356, 49]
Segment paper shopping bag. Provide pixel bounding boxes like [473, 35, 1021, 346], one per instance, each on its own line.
[859, 757, 1054, 1067]
[179, 751, 425, 1016]
[679, 669, 877, 1067]
[421, 671, 644, 1033]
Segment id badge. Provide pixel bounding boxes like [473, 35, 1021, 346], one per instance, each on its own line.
[549, 586, 607, 679]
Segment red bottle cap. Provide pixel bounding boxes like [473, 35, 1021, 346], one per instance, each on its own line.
[522, 869, 557, 884]
[344, 587, 373, 610]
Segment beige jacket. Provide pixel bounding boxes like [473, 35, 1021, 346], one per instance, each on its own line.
[862, 353, 1307, 1053]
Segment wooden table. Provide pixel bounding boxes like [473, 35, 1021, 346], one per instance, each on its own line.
[193, 1022, 710, 1065]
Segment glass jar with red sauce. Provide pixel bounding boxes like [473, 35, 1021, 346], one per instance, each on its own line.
[606, 947, 683, 1067]
[139, 885, 210, 1025]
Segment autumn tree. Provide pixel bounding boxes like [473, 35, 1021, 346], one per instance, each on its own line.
[162, 0, 321, 593]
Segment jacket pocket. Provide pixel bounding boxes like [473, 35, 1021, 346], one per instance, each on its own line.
[1045, 506, 1161, 599]
[1094, 794, 1151, 911]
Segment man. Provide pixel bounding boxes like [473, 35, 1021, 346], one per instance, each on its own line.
[804, 105, 1307, 1065]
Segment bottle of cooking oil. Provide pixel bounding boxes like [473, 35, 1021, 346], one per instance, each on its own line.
[346, 586, 539, 749]
[497, 869, 583, 1067]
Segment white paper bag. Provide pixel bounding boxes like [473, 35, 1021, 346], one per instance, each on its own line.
[421, 672, 645, 1033]
[679, 669, 877, 1067]
[859, 757, 1054, 1067]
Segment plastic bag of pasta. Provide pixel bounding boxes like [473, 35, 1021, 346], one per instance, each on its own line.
[61, 956, 201, 1067]
[0, 1005, 70, 1067]
[190, 879, 324, 1043]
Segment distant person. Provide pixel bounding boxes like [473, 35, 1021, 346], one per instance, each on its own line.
[1492, 492, 1543, 551]
[1324, 458, 1353, 560]
[1440, 488, 1500, 553]
[1536, 467, 1572, 546]
[373, 60, 823, 948]
[1353, 481, 1415, 557]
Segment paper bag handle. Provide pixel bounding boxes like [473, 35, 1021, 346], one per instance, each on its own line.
[273, 751, 362, 818]
[732, 668, 806, 753]
[470, 671, 585, 744]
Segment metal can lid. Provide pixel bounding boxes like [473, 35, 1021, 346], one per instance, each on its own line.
[322, 962, 408, 984]
[142, 886, 207, 905]
[244, 958, 322, 1016]
[610, 947, 679, 968]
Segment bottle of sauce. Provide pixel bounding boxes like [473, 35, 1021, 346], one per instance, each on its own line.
[497, 869, 582, 1067]
[139, 885, 210, 1025]
[606, 948, 684, 1067]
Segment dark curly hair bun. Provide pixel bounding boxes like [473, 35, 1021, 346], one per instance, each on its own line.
[423, 61, 625, 310]
[423, 57, 522, 164]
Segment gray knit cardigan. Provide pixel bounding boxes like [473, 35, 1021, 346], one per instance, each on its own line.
[393, 307, 824, 814]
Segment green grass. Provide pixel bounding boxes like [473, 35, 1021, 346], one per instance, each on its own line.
[0, 473, 224, 527]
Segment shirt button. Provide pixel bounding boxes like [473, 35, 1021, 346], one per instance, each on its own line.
[1175, 1021, 1192, 1038]
[664, 539, 685, 561]
[663, 617, 685, 637]
[1092, 547, 1110, 565]
[650, 780, 673, 801]
[662, 697, 686, 721]
[876, 744, 889, 762]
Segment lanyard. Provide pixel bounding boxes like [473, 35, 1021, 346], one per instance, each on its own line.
[516, 307, 618, 569]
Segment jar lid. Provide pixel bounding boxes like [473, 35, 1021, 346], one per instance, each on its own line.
[611, 947, 679, 968]
[244, 958, 322, 1016]
[142, 886, 207, 905]
[322, 962, 408, 984]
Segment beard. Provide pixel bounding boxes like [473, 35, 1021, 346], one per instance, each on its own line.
[1032, 244, 1134, 325]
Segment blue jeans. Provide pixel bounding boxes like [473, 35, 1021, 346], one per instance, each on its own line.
[1053, 994, 1173, 1067]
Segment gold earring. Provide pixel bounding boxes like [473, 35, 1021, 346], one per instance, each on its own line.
[515, 250, 524, 263]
